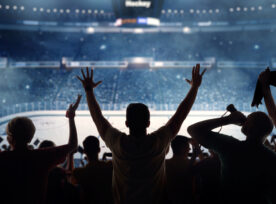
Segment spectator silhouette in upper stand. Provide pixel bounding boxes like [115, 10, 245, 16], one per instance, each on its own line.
[166, 136, 201, 204]
[0, 95, 81, 204]
[77, 65, 206, 204]
[71, 136, 113, 204]
[258, 67, 276, 126]
[188, 108, 276, 204]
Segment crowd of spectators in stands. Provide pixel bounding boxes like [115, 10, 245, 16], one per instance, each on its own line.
[1, 65, 276, 204]
[0, 31, 274, 62]
[0, 66, 264, 115]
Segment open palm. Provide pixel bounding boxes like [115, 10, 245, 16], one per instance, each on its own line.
[77, 67, 102, 91]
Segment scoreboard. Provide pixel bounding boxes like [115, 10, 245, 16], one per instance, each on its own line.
[112, 0, 164, 18]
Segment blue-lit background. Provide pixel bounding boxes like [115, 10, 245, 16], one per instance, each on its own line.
[0, 0, 276, 117]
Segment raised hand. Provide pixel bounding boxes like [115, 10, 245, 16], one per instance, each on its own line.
[66, 94, 82, 118]
[77, 67, 102, 92]
[258, 67, 270, 87]
[185, 64, 206, 88]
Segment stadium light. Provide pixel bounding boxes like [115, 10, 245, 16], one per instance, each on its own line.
[82, 9, 86, 14]
[183, 27, 191, 33]
[168, 9, 172, 13]
[66, 9, 70, 13]
[33, 7, 37, 12]
[100, 10, 104, 14]
[180, 10, 184, 14]
[215, 9, 220, 13]
[174, 10, 178, 14]
[5, 5, 10, 10]
[94, 10, 98, 14]
[272, 4, 276, 8]
[189, 9, 194, 13]
[251, 7, 255, 11]
[236, 7, 241, 11]
[75, 9, 80, 13]
[147, 18, 160, 26]
[202, 10, 206, 14]
[154, 62, 164, 67]
[196, 10, 200, 14]
[53, 8, 57, 13]
[209, 9, 213, 13]
[134, 28, 144, 34]
[0, 5, 2, 9]
[258, 6, 263, 10]
[88, 9, 92, 14]
[20, 6, 24, 10]
[229, 8, 234, 12]
[132, 57, 146, 63]
[243, 7, 248, 12]
[161, 9, 165, 14]
[86, 27, 95, 34]
[13, 5, 17, 10]
[60, 9, 64, 13]
[40, 8, 44, 12]
[46, 9, 51, 13]
[114, 18, 122, 26]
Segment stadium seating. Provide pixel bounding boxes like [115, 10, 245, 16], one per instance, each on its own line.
[0, 67, 266, 117]
[0, 30, 274, 61]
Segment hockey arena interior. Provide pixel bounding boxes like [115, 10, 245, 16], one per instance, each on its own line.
[0, 0, 275, 159]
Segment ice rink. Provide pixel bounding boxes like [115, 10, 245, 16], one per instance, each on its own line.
[0, 110, 248, 159]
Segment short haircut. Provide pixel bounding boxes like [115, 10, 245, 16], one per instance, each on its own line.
[126, 103, 150, 129]
[249, 112, 273, 139]
[171, 135, 190, 155]
[6, 117, 36, 145]
[39, 140, 56, 149]
[83, 136, 100, 156]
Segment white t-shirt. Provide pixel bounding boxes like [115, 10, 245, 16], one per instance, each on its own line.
[103, 126, 173, 204]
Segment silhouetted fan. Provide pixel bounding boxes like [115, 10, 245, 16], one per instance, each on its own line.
[251, 71, 276, 107]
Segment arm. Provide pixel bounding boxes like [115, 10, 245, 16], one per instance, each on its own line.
[44, 95, 81, 168]
[187, 111, 246, 149]
[165, 64, 206, 137]
[259, 68, 276, 126]
[77, 68, 111, 138]
[66, 152, 75, 173]
[66, 95, 81, 153]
